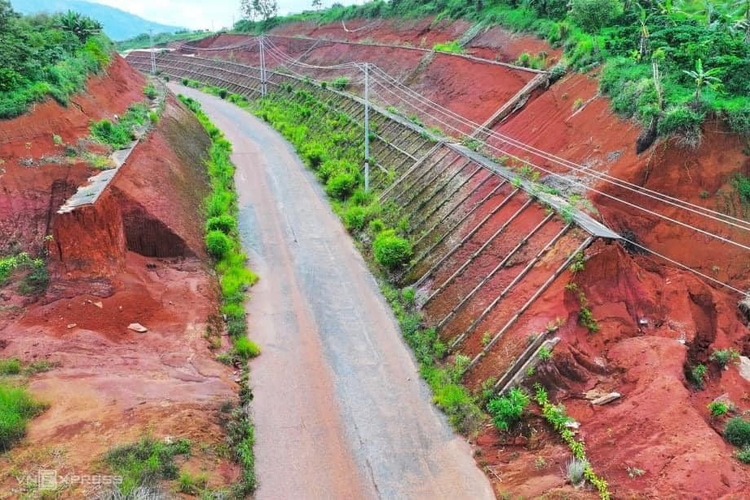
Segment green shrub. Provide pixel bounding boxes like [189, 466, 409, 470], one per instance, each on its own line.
[302, 143, 326, 169]
[710, 348, 740, 369]
[206, 214, 237, 234]
[487, 388, 530, 432]
[105, 437, 191, 495]
[178, 471, 208, 494]
[233, 337, 261, 361]
[708, 401, 729, 418]
[206, 230, 231, 259]
[0, 383, 46, 451]
[90, 104, 149, 149]
[344, 206, 367, 232]
[690, 364, 708, 387]
[368, 218, 386, 235]
[570, 0, 623, 32]
[724, 417, 750, 447]
[373, 230, 413, 269]
[433, 40, 464, 54]
[657, 105, 705, 145]
[734, 174, 750, 205]
[402, 287, 416, 306]
[737, 446, 750, 464]
[143, 83, 157, 99]
[326, 172, 357, 200]
[0, 359, 21, 375]
[331, 77, 350, 90]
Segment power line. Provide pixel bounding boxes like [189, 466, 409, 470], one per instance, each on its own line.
[177, 41, 748, 294]
[263, 37, 750, 233]
[368, 65, 750, 232]
[366, 75, 750, 252]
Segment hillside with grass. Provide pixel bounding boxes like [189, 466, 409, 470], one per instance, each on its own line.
[237, 0, 750, 146]
[0, 0, 113, 118]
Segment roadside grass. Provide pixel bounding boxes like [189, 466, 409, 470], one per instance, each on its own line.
[179, 94, 258, 495]
[208, 84, 485, 435]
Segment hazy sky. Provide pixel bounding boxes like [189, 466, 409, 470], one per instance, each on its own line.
[90, 0, 364, 30]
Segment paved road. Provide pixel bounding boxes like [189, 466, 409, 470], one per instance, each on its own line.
[172, 85, 494, 500]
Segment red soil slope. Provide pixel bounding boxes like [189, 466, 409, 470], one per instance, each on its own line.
[0, 57, 146, 255]
[0, 58, 239, 495]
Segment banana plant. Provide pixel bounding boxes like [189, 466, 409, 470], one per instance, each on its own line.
[682, 59, 722, 100]
[55, 11, 102, 43]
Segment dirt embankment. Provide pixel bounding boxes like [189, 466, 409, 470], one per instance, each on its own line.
[0, 58, 239, 495]
[189, 18, 750, 498]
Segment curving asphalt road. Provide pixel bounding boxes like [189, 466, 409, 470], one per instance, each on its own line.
[171, 84, 494, 500]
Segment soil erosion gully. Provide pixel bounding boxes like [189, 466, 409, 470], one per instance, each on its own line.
[171, 85, 494, 499]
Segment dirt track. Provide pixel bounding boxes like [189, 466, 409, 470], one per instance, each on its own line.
[171, 85, 494, 499]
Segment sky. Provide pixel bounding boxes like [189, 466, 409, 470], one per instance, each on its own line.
[90, 0, 364, 30]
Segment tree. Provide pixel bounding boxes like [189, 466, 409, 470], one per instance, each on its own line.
[55, 11, 102, 43]
[241, 0, 278, 22]
[570, 0, 624, 32]
[312, 0, 323, 9]
[0, 0, 18, 31]
[683, 59, 722, 100]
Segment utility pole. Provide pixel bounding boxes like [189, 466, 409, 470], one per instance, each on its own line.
[364, 62, 370, 192]
[149, 29, 156, 75]
[259, 36, 267, 97]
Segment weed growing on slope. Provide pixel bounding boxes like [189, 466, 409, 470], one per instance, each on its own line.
[433, 40, 464, 54]
[533, 384, 610, 498]
[0, 382, 47, 452]
[724, 417, 750, 448]
[710, 348, 740, 369]
[104, 437, 191, 495]
[0, 253, 49, 295]
[487, 387, 530, 432]
[90, 103, 150, 150]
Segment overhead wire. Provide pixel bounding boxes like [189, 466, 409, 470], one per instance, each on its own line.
[218, 38, 749, 294]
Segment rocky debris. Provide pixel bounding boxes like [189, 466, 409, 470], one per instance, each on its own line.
[67, 323, 77, 329]
[591, 392, 621, 406]
[738, 356, 750, 383]
[739, 296, 750, 323]
[128, 322, 148, 333]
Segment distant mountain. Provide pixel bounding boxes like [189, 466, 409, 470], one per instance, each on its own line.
[10, 0, 185, 41]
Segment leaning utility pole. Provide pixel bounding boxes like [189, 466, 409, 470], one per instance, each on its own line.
[364, 62, 370, 192]
[259, 36, 267, 97]
[149, 29, 156, 75]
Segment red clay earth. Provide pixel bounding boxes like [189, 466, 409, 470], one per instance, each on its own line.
[0, 57, 145, 255]
[0, 58, 240, 495]
[200, 19, 750, 498]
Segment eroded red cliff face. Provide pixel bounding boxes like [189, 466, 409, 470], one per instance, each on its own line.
[0, 59, 238, 495]
[0, 57, 146, 255]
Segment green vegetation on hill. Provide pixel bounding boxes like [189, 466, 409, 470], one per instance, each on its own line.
[10, 0, 184, 41]
[236, 0, 749, 144]
[116, 29, 216, 52]
[0, 0, 113, 119]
